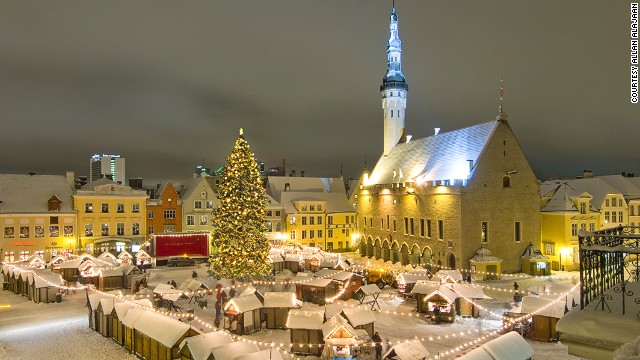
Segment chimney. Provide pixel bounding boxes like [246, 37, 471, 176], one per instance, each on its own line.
[583, 170, 594, 179]
[65, 171, 75, 188]
[434, 128, 440, 135]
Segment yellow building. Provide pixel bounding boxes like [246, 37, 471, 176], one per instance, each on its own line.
[540, 174, 640, 271]
[0, 173, 77, 262]
[74, 178, 148, 256]
[267, 176, 357, 252]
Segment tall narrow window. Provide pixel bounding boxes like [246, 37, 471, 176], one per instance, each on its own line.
[438, 220, 444, 240]
[481, 222, 489, 243]
[427, 220, 432, 238]
[410, 218, 414, 236]
[420, 219, 425, 237]
[502, 176, 511, 188]
[404, 218, 409, 235]
[514, 222, 521, 243]
[580, 202, 586, 214]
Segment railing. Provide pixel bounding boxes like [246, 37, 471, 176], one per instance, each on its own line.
[579, 226, 640, 317]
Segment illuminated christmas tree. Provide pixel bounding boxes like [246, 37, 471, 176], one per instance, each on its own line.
[210, 128, 270, 279]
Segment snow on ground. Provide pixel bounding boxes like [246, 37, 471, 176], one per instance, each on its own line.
[1, 257, 586, 359]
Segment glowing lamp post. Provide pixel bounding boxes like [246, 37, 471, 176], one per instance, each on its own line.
[560, 247, 571, 271]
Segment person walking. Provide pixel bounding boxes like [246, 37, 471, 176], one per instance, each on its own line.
[513, 282, 519, 291]
[372, 331, 383, 360]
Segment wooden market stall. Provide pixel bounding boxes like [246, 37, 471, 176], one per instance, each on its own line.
[450, 283, 492, 318]
[295, 277, 338, 305]
[177, 331, 233, 360]
[98, 251, 118, 265]
[48, 255, 67, 272]
[263, 292, 301, 329]
[455, 331, 533, 360]
[520, 243, 551, 276]
[121, 307, 148, 353]
[432, 269, 464, 284]
[354, 284, 383, 311]
[135, 249, 152, 268]
[97, 297, 116, 337]
[286, 309, 325, 356]
[119, 263, 144, 290]
[321, 314, 360, 360]
[98, 268, 124, 290]
[518, 296, 566, 342]
[133, 311, 200, 360]
[284, 254, 303, 273]
[315, 269, 363, 301]
[396, 271, 432, 297]
[223, 294, 263, 335]
[422, 284, 458, 323]
[112, 301, 135, 346]
[340, 306, 376, 337]
[410, 281, 441, 313]
[269, 254, 285, 274]
[117, 250, 134, 265]
[30, 270, 64, 303]
[88, 293, 107, 331]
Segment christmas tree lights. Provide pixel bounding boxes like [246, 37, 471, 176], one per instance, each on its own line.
[210, 129, 270, 280]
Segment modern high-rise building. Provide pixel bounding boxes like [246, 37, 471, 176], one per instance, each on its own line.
[90, 154, 125, 184]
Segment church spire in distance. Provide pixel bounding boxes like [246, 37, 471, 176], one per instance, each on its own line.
[381, 1, 408, 156]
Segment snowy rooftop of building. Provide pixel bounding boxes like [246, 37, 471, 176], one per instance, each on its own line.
[322, 314, 357, 340]
[368, 120, 498, 185]
[178, 331, 233, 360]
[224, 294, 263, 313]
[278, 191, 355, 214]
[286, 309, 325, 329]
[341, 306, 376, 327]
[450, 284, 492, 299]
[134, 311, 191, 348]
[263, 292, 300, 308]
[382, 338, 430, 360]
[266, 176, 346, 199]
[210, 341, 260, 360]
[0, 174, 75, 213]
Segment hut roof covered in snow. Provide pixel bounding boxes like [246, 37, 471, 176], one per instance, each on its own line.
[122, 307, 148, 328]
[519, 296, 566, 318]
[178, 331, 233, 360]
[382, 339, 430, 360]
[481, 331, 533, 360]
[341, 306, 376, 327]
[224, 294, 263, 313]
[210, 341, 260, 360]
[450, 284, 492, 299]
[234, 348, 284, 360]
[322, 314, 358, 340]
[410, 281, 440, 295]
[263, 292, 300, 308]
[286, 309, 325, 330]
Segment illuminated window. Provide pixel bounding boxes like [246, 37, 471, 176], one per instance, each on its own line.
[132, 203, 140, 213]
[199, 215, 208, 225]
[580, 202, 586, 214]
[148, 210, 154, 220]
[164, 225, 176, 233]
[101, 224, 109, 236]
[481, 222, 488, 243]
[34, 226, 44, 238]
[117, 203, 125, 213]
[19, 251, 29, 261]
[187, 215, 195, 226]
[64, 226, 73, 237]
[571, 223, 577, 236]
[605, 212, 610, 222]
[117, 223, 125, 236]
[619, 199, 623, 207]
[4, 251, 15, 262]
[589, 222, 595, 231]
[20, 226, 29, 238]
[301, 204, 307, 211]
[85, 224, 93, 236]
[49, 225, 59, 237]
[85, 203, 93, 213]
[290, 230, 296, 240]
[289, 216, 296, 225]
[606, 199, 610, 207]
[544, 243, 555, 255]
[310, 205, 315, 211]
[206, 200, 214, 209]
[318, 205, 322, 211]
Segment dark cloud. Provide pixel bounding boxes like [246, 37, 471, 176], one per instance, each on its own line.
[0, 1, 637, 185]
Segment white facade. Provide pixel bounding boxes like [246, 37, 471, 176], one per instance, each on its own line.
[90, 154, 125, 184]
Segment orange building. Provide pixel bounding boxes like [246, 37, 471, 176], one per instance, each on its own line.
[147, 182, 182, 234]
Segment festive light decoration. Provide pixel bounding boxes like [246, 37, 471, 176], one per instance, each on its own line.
[210, 129, 271, 280]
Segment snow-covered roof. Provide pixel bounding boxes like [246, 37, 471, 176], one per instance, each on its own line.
[117, 250, 133, 260]
[368, 120, 498, 185]
[341, 306, 376, 327]
[297, 277, 333, 287]
[520, 243, 549, 260]
[454, 346, 493, 360]
[88, 293, 107, 310]
[121, 307, 148, 328]
[98, 251, 117, 261]
[153, 283, 183, 301]
[481, 331, 533, 360]
[49, 255, 66, 264]
[210, 341, 260, 360]
[234, 348, 284, 360]
[469, 247, 503, 263]
[134, 312, 191, 348]
[32, 271, 64, 288]
[410, 281, 440, 295]
[98, 268, 123, 277]
[113, 302, 135, 319]
[263, 292, 300, 308]
[0, 174, 75, 213]
[267, 176, 347, 200]
[118, 263, 141, 276]
[133, 298, 154, 308]
[519, 296, 566, 318]
[433, 270, 463, 283]
[540, 177, 624, 210]
[286, 309, 325, 330]
[224, 294, 263, 313]
[357, 284, 382, 296]
[268, 254, 284, 263]
[397, 271, 432, 284]
[179, 278, 207, 292]
[424, 285, 458, 304]
[178, 331, 233, 360]
[314, 268, 339, 278]
[322, 314, 358, 340]
[450, 284, 492, 299]
[285, 254, 302, 262]
[98, 297, 116, 314]
[135, 249, 152, 259]
[315, 269, 353, 282]
[382, 339, 430, 360]
[278, 191, 355, 214]
[58, 258, 83, 269]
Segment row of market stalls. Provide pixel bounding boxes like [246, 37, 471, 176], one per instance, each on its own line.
[2, 263, 65, 303]
[268, 246, 352, 274]
[86, 292, 286, 360]
[54, 252, 149, 290]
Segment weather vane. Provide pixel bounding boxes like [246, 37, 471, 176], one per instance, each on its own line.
[239, 128, 244, 136]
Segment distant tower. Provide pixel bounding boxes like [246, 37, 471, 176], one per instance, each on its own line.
[381, 4, 408, 156]
[90, 154, 125, 184]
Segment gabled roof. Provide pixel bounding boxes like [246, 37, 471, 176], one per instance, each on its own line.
[450, 284, 492, 299]
[0, 174, 74, 213]
[341, 306, 376, 327]
[322, 314, 358, 340]
[541, 183, 579, 212]
[178, 331, 233, 360]
[286, 309, 325, 329]
[540, 178, 621, 210]
[178, 175, 215, 201]
[481, 331, 533, 360]
[224, 294, 263, 313]
[134, 312, 191, 348]
[267, 176, 346, 200]
[598, 175, 640, 200]
[367, 120, 498, 185]
[210, 341, 260, 360]
[263, 292, 300, 308]
[382, 339, 430, 360]
[98, 297, 116, 314]
[277, 191, 355, 214]
[81, 177, 117, 189]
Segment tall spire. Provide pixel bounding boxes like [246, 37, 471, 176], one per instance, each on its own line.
[381, 3, 408, 156]
[497, 77, 508, 121]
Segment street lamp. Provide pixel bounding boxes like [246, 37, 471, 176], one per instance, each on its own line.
[560, 248, 571, 271]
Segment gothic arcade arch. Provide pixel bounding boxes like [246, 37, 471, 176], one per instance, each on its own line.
[391, 241, 400, 264]
[382, 239, 391, 262]
[374, 238, 382, 259]
[400, 243, 410, 265]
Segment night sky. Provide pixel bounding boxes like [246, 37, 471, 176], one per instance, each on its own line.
[0, 1, 637, 186]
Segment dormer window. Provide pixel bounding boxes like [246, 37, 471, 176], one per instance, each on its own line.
[47, 195, 62, 212]
[580, 202, 586, 214]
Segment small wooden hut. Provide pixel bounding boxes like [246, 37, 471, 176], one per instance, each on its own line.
[135, 250, 152, 268]
[480, 331, 533, 360]
[519, 296, 565, 342]
[340, 306, 376, 337]
[223, 294, 263, 335]
[321, 314, 360, 360]
[97, 297, 116, 337]
[177, 331, 232, 360]
[382, 339, 430, 360]
[451, 283, 491, 318]
[423, 284, 458, 323]
[121, 307, 148, 353]
[210, 342, 261, 360]
[468, 247, 503, 281]
[433, 270, 464, 284]
[118, 250, 134, 264]
[98, 268, 124, 290]
[30, 270, 64, 303]
[88, 293, 107, 331]
[520, 243, 551, 276]
[112, 301, 135, 346]
[354, 284, 383, 311]
[263, 292, 301, 329]
[133, 311, 199, 360]
[287, 309, 325, 356]
[396, 271, 432, 297]
[98, 251, 118, 265]
[119, 263, 144, 289]
[269, 254, 285, 274]
[295, 277, 338, 305]
[284, 254, 303, 273]
[410, 281, 441, 313]
[48, 255, 67, 272]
